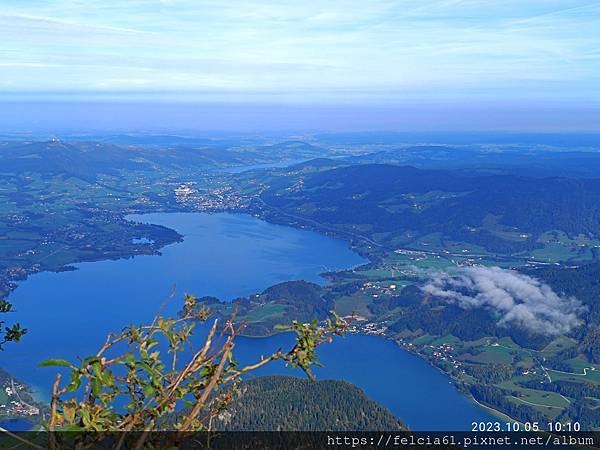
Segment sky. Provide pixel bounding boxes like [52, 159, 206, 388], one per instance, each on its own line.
[1, 1, 600, 131]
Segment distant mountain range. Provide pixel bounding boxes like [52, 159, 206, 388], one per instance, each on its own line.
[0, 139, 328, 181]
[343, 145, 600, 178]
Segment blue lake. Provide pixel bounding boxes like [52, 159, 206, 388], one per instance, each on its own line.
[0, 419, 33, 431]
[2, 212, 495, 430]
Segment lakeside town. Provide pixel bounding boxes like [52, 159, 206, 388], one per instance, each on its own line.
[0, 371, 42, 422]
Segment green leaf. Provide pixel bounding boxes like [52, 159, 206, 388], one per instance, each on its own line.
[91, 378, 102, 397]
[143, 384, 155, 397]
[66, 371, 82, 392]
[114, 354, 135, 365]
[91, 361, 103, 379]
[82, 356, 100, 366]
[38, 359, 75, 368]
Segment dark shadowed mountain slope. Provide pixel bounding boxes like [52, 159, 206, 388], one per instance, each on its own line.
[255, 163, 600, 253]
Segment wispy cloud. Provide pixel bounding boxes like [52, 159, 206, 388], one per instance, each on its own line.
[1, 0, 599, 102]
[422, 266, 586, 336]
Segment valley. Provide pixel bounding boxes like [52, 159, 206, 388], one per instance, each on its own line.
[2, 135, 600, 429]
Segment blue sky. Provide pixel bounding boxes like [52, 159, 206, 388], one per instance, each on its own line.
[2, 0, 600, 104]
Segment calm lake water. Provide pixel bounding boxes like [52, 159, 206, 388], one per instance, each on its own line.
[2, 212, 495, 430]
[0, 418, 33, 431]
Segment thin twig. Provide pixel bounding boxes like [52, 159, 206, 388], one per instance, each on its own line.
[48, 373, 62, 432]
[178, 337, 234, 432]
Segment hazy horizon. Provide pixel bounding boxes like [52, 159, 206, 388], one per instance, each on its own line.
[2, 100, 600, 134]
[2, 1, 600, 133]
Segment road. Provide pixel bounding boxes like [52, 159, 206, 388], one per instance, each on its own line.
[10, 378, 36, 411]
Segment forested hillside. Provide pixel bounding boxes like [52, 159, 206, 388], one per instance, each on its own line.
[256, 163, 600, 253]
[214, 376, 406, 431]
[525, 263, 600, 363]
[196, 280, 332, 336]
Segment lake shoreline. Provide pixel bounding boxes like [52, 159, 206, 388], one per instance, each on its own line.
[5, 211, 495, 430]
[235, 324, 511, 426]
[2, 209, 184, 300]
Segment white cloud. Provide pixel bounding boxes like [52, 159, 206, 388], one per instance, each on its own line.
[422, 266, 585, 336]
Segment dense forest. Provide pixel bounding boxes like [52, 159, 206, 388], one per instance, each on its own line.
[213, 376, 406, 431]
[526, 263, 600, 361]
[386, 286, 553, 350]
